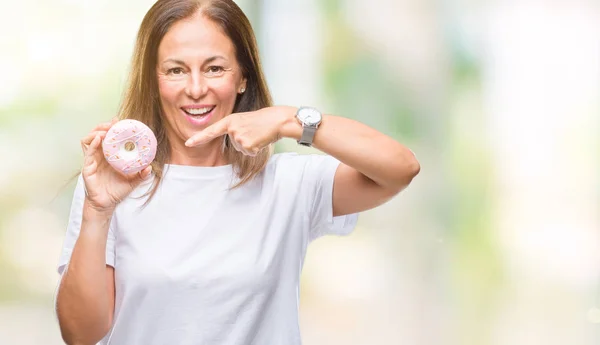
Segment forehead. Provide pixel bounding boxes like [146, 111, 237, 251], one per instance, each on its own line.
[158, 13, 236, 61]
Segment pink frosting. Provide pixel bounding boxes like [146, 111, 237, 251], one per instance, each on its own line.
[102, 119, 157, 174]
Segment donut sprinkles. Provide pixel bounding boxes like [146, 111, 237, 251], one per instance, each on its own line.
[102, 120, 158, 174]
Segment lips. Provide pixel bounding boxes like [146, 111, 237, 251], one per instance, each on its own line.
[181, 105, 216, 126]
[181, 105, 215, 116]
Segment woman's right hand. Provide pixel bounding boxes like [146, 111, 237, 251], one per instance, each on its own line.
[80, 119, 153, 213]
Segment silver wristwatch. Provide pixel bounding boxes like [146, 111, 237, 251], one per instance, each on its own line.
[295, 106, 322, 147]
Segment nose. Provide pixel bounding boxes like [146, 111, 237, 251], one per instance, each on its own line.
[185, 72, 208, 100]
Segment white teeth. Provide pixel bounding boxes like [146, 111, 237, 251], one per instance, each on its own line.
[185, 107, 213, 115]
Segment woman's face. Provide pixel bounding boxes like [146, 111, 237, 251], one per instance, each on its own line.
[156, 13, 246, 145]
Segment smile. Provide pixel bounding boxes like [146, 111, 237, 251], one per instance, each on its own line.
[183, 106, 213, 116]
[181, 105, 216, 126]
[182, 105, 215, 116]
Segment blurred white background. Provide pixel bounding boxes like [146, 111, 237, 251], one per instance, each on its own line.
[1, 0, 599, 344]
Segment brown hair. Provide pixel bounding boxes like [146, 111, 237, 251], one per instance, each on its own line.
[120, 0, 273, 203]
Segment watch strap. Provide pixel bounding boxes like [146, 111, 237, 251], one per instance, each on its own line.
[297, 125, 317, 147]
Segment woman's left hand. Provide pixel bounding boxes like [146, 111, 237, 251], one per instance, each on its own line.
[185, 106, 296, 156]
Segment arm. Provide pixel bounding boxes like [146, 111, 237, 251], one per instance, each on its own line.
[279, 108, 420, 216]
[185, 106, 420, 217]
[56, 203, 115, 345]
[56, 120, 149, 344]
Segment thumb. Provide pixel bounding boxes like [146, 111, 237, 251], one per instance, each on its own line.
[139, 165, 153, 181]
[129, 165, 153, 184]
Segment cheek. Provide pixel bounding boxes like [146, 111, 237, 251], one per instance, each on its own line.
[210, 79, 238, 102]
[157, 78, 184, 105]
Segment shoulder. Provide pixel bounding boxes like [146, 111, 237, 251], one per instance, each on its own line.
[267, 152, 304, 166]
[262, 152, 340, 184]
[266, 152, 337, 170]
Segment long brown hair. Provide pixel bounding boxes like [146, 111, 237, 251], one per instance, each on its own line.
[120, 0, 273, 203]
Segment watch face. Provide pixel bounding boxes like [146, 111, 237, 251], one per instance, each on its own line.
[298, 107, 322, 126]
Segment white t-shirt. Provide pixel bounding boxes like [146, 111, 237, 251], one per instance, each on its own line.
[57, 152, 358, 345]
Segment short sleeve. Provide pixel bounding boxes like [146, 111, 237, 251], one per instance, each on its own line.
[301, 154, 359, 242]
[56, 174, 116, 275]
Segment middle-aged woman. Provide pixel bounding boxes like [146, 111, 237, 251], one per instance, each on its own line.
[55, 0, 420, 344]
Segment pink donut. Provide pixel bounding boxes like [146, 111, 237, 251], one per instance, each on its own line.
[102, 119, 157, 174]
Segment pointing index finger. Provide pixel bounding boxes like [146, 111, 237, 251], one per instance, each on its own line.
[185, 116, 230, 147]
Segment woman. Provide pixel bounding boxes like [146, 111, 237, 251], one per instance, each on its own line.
[55, 0, 420, 344]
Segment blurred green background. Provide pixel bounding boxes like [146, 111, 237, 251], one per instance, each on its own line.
[1, 0, 599, 344]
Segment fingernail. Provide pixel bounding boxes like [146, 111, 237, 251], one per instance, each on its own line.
[185, 139, 193, 147]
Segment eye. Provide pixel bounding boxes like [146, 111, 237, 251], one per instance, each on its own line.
[206, 66, 225, 75]
[167, 67, 185, 75]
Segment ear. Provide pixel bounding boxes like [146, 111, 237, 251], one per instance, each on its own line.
[238, 78, 247, 94]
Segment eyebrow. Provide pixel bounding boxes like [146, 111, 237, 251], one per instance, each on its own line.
[162, 55, 227, 65]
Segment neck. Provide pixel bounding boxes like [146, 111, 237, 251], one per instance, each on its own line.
[168, 136, 229, 167]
